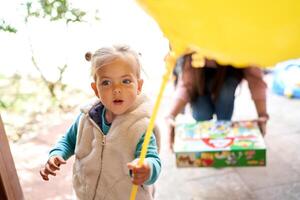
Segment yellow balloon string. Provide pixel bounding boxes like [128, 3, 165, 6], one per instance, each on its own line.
[129, 52, 177, 200]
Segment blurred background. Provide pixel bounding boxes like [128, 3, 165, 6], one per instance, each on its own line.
[1, 0, 300, 199]
[0, 0, 169, 142]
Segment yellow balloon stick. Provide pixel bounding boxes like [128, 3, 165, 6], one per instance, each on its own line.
[129, 52, 177, 200]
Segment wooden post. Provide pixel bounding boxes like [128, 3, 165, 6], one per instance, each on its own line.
[0, 114, 24, 200]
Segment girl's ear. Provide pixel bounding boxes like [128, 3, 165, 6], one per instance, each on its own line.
[137, 79, 144, 95]
[91, 82, 99, 97]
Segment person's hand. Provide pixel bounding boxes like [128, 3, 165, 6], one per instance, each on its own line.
[127, 159, 150, 185]
[40, 156, 66, 181]
[165, 115, 176, 127]
[256, 115, 269, 137]
[164, 115, 176, 151]
[168, 126, 175, 151]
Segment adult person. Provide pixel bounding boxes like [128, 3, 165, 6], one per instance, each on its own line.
[166, 53, 268, 150]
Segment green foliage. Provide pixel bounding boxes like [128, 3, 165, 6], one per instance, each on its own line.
[1, 0, 102, 33]
[0, 72, 90, 142]
[25, 0, 86, 23]
[0, 20, 17, 33]
[0, 73, 33, 112]
[1, 0, 88, 33]
[0, 1, 97, 142]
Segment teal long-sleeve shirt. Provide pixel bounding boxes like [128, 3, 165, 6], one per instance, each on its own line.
[49, 109, 160, 185]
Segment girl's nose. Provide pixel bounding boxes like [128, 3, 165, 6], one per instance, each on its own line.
[113, 89, 121, 94]
[113, 85, 121, 94]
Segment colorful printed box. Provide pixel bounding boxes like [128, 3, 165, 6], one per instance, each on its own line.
[174, 120, 266, 167]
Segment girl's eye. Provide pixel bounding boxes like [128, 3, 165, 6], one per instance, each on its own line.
[101, 80, 111, 86]
[122, 79, 132, 84]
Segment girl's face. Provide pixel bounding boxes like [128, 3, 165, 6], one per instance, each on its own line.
[91, 55, 143, 121]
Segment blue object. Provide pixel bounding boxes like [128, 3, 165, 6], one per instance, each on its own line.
[272, 59, 300, 98]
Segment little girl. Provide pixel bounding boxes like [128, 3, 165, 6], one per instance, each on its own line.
[40, 44, 161, 200]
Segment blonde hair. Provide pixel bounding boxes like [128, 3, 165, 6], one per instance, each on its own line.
[85, 44, 141, 80]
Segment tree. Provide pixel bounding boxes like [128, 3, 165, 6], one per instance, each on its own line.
[0, 0, 99, 141]
[1, 1, 99, 102]
[24, 0, 87, 102]
[24, 0, 86, 23]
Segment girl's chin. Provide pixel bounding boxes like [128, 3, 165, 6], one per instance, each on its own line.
[112, 108, 128, 115]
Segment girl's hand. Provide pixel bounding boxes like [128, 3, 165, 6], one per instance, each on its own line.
[40, 156, 66, 181]
[127, 159, 150, 185]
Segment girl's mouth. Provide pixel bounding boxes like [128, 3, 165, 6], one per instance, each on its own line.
[113, 99, 124, 105]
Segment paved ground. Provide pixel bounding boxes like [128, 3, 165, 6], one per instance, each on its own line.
[10, 74, 300, 200]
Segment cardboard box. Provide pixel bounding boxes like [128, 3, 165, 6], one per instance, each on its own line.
[174, 120, 266, 167]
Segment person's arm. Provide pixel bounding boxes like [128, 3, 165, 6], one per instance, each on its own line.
[243, 67, 269, 135]
[167, 56, 195, 118]
[49, 114, 81, 160]
[253, 99, 269, 136]
[166, 56, 196, 149]
[131, 133, 161, 185]
[165, 86, 188, 150]
[40, 114, 81, 181]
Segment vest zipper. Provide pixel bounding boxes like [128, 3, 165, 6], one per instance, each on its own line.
[102, 135, 106, 145]
[92, 134, 106, 200]
[87, 116, 107, 200]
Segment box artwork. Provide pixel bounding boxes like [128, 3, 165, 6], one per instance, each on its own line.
[174, 120, 266, 167]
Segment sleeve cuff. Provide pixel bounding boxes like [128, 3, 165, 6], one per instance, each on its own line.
[49, 150, 66, 160]
[144, 159, 154, 185]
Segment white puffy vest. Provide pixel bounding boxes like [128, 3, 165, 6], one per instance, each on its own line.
[72, 94, 160, 200]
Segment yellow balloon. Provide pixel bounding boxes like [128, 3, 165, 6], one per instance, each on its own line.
[137, 0, 300, 67]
